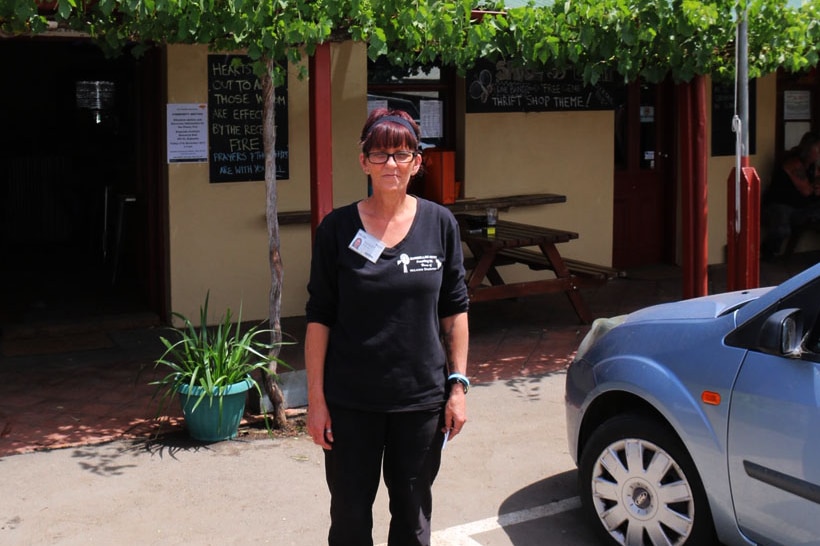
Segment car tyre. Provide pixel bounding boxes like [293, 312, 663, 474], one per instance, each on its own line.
[578, 413, 717, 546]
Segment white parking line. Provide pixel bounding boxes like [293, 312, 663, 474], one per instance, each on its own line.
[377, 496, 581, 546]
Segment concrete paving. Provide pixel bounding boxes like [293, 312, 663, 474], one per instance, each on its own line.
[2, 254, 819, 544]
[0, 373, 599, 545]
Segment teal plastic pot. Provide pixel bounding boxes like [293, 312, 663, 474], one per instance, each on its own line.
[178, 378, 252, 442]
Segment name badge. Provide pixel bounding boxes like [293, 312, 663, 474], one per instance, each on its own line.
[349, 229, 386, 263]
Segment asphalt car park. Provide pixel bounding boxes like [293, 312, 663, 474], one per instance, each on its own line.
[9, 258, 818, 544]
[2, 373, 603, 545]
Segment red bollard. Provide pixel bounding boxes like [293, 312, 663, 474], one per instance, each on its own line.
[726, 159, 760, 291]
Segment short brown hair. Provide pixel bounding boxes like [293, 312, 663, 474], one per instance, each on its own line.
[359, 109, 420, 154]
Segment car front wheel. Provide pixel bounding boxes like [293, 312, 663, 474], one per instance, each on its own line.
[578, 413, 717, 546]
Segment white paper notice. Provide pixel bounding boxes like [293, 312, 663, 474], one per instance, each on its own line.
[784, 90, 811, 121]
[420, 100, 443, 138]
[167, 103, 208, 163]
[368, 99, 388, 115]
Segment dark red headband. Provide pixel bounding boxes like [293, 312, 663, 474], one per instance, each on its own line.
[366, 115, 418, 140]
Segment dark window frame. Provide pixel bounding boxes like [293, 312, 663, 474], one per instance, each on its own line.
[367, 60, 457, 150]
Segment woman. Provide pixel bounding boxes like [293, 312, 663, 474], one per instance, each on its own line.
[305, 108, 470, 546]
[761, 131, 820, 258]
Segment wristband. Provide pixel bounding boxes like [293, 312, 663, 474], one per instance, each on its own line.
[447, 372, 470, 394]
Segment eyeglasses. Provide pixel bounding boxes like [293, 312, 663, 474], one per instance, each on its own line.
[366, 151, 417, 164]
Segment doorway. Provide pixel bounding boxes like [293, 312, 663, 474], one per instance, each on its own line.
[776, 68, 819, 157]
[0, 39, 166, 344]
[612, 80, 677, 269]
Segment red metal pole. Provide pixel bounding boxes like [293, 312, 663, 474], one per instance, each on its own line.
[726, 6, 760, 291]
[309, 43, 334, 240]
[726, 159, 760, 291]
[742, 163, 761, 288]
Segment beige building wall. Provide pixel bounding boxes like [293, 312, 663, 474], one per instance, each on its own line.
[461, 110, 613, 285]
[464, 76, 782, 276]
[164, 42, 783, 324]
[464, 110, 613, 266]
[703, 73, 777, 265]
[165, 42, 367, 323]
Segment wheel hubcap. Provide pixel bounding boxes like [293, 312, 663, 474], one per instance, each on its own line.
[590, 438, 695, 546]
[631, 485, 652, 511]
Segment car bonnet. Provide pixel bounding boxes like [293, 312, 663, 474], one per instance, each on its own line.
[622, 287, 771, 324]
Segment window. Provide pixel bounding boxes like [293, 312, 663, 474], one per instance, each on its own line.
[777, 67, 818, 161]
[367, 58, 456, 150]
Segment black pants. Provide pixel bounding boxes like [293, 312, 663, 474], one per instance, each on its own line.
[324, 406, 444, 546]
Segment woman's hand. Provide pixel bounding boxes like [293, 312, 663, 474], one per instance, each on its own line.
[307, 397, 334, 450]
[440, 312, 469, 442]
[305, 322, 332, 449]
[443, 388, 467, 440]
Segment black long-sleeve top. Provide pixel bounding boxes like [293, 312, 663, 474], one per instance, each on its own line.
[305, 198, 469, 412]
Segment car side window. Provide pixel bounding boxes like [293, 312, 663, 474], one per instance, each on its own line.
[728, 276, 820, 362]
[781, 281, 820, 362]
[802, 317, 820, 360]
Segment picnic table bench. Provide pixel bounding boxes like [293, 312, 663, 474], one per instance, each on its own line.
[456, 214, 622, 324]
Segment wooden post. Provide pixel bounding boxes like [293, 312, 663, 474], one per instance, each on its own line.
[309, 43, 334, 240]
[679, 76, 709, 299]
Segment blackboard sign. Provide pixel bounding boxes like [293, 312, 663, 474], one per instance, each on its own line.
[207, 54, 289, 182]
[466, 59, 616, 113]
[711, 79, 756, 156]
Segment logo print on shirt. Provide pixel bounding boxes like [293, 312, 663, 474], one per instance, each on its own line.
[397, 254, 443, 273]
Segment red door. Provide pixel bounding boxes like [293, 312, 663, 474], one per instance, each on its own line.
[613, 81, 676, 269]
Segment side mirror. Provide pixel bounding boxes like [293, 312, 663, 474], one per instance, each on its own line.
[757, 308, 803, 357]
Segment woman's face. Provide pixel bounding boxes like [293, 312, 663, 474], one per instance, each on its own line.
[359, 146, 421, 194]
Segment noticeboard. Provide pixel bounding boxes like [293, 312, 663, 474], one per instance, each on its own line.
[711, 79, 756, 156]
[207, 54, 289, 182]
[465, 59, 616, 114]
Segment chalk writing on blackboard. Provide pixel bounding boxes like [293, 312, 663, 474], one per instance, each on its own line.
[466, 59, 615, 114]
[207, 54, 289, 182]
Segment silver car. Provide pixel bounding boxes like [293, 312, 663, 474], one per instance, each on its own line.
[566, 263, 820, 546]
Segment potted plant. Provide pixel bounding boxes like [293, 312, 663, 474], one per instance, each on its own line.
[150, 293, 288, 442]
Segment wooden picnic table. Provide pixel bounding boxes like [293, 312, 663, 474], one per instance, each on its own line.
[456, 214, 622, 324]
